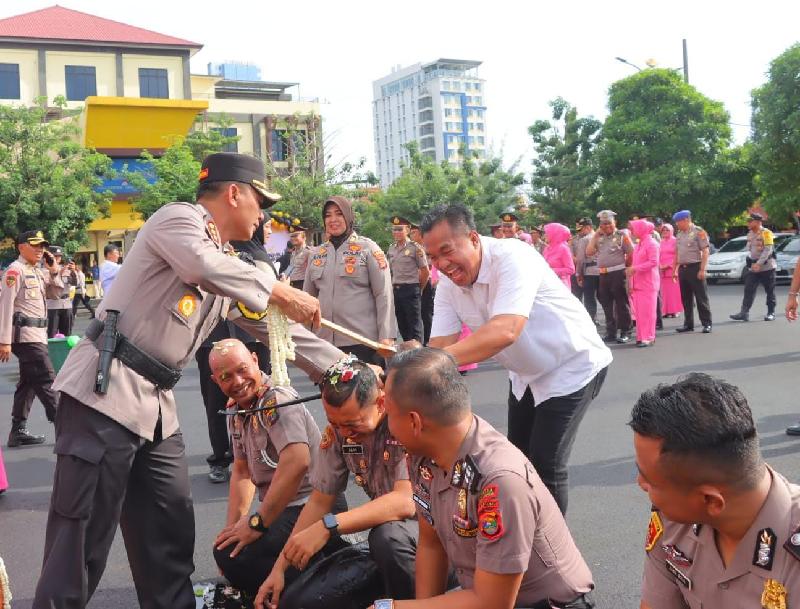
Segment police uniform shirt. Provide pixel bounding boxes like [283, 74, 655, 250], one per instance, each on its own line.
[642, 467, 800, 609]
[303, 233, 394, 346]
[409, 415, 594, 605]
[45, 267, 75, 310]
[576, 234, 599, 277]
[675, 224, 709, 264]
[388, 240, 427, 285]
[310, 415, 408, 501]
[747, 228, 776, 272]
[228, 376, 320, 504]
[289, 245, 312, 282]
[53, 202, 344, 441]
[0, 256, 62, 344]
[594, 230, 633, 269]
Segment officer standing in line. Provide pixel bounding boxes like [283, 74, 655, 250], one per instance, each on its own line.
[304, 196, 395, 366]
[0, 230, 61, 447]
[530, 225, 546, 254]
[388, 216, 429, 343]
[500, 212, 521, 239]
[632, 373, 800, 609]
[45, 246, 75, 337]
[489, 223, 504, 239]
[33, 152, 345, 609]
[378, 348, 595, 609]
[575, 218, 600, 325]
[288, 224, 312, 290]
[730, 212, 777, 322]
[410, 223, 435, 344]
[672, 210, 712, 333]
[586, 210, 634, 343]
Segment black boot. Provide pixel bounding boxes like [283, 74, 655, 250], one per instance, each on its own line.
[8, 420, 45, 448]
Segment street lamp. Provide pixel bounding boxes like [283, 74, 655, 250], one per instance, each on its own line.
[615, 40, 689, 83]
[615, 57, 642, 71]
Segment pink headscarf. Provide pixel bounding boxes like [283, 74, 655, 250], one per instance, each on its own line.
[630, 219, 655, 242]
[543, 223, 571, 246]
[661, 223, 675, 238]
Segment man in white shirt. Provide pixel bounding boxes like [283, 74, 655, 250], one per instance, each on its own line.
[423, 203, 613, 514]
[99, 243, 121, 297]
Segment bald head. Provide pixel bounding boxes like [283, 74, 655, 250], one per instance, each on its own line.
[209, 338, 263, 405]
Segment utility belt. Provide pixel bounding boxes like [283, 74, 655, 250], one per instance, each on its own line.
[12, 312, 47, 342]
[527, 592, 594, 609]
[746, 256, 776, 268]
[393, 283, 420, 289]
[85, 318, 182, 391]
[679, 261, 700, 269]
[598, 263, 626, 274]
[584, 261, 597, 268]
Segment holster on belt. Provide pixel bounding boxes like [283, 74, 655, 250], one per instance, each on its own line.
[12, 311, 21, 343]
[12, 311, 48, 342]
[87, 314, 182, 394]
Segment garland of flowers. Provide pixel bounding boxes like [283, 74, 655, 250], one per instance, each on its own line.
[266, 304, 295, 386]
[0, 556, 11, 609]
[322, 354, 360, 388]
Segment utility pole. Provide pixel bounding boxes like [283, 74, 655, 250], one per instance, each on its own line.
[682, 38, 689, 83]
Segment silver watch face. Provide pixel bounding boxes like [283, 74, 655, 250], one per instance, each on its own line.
[374, 600, 393, 609]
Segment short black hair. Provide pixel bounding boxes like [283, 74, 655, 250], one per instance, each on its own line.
[103, 244, 119, 257]
[196, 180, 235, 201]
[420, 203, 476, 236]
[629, 373, 762, 490]
[321, 360, 379, 409]
[386, 347, 470, 425]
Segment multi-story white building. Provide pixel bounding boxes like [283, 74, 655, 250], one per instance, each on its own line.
[372, 58, 487, 187]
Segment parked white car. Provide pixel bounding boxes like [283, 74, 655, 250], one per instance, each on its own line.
[707, 233, 793, 284]
[776, 235, 800, 283]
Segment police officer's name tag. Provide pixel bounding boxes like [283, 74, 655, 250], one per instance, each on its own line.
[665, 559, 692, 589]
[342, 444, 364, 455]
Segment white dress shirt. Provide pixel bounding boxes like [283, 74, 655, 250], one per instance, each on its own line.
[99, 260, 120, 296]
[431, 236, 613, 403]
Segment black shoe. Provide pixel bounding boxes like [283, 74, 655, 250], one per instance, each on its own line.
[729, 312, 749, 322]
[602, 334, 617, 343]
[616, 335, 631, 344]
[655, 322, 663, 330]
[675, 326, 694, 333]
[208, 465, 230, 484]
[787, 424, 800, 436]
[8, 426, 46, 448]
[702, 325, 712, 333]
[765, 313, 775, 321]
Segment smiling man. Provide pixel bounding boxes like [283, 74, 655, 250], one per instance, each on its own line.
[256, 355, 417, 609]
[631, 373, 800, 609]
[422, 203, 611, 515]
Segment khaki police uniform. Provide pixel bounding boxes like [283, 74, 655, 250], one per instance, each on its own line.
[643, 467, 800, 609]
[289, 244, 312, 290]
[0, 255, 60, 433]
[593, 230, 633, 338]
[311, 415, 417, 599]
[388, 239, 427, 342]
[34, 199, 344, 609]
[409, 415, 595, 607]
[213, 377, 329, 593]
[575, 233, 599, 323]
[739, 227, 777, 318]
[675, 224, 712, 330]
[303, 232, 394, 365]
[45, 264, 75, 338]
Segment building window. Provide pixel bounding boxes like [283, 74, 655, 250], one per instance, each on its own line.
[0, 63, 20, 99]
[212, 127, 238, 153]
[271, 129, 306, 161]
[65, 65, 97, 101]
[139, 68, 169, 99]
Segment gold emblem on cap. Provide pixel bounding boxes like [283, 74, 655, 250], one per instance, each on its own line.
[392, 217, 401, 225]
[761, 578, 787, 609]
[503, 214, 512, 222]
[36, 231, 43, 239]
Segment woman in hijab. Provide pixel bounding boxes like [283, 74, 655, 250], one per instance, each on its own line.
[658, 223, 683, 318]
[303, 196, 394, 365]
[543, 223, 575, 289]
[626, 219, 661, 347]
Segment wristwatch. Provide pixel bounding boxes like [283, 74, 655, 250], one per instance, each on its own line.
[374, 599, 394, 609]
[248, 512, 268, 533]
[322, 512, 340, 537]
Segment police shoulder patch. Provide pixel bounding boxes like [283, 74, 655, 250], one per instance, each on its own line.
[477, 483, 504, 540]
[646, 510, 664, 552]
[4, 269, 18, 288]
[177, 293, 197, 318]
[320, 425, 333, 449]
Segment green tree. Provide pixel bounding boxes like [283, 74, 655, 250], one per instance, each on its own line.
[126, 118, 239, 219]
[529, 97, 602, 223]
[358, 142, 524, 247]
[751, 43, 800, 223]
[596, 69, 751, 228]
[0, 97, 112, 253]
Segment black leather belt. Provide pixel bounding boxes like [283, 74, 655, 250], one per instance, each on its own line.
[679, 262, 700, 268]
[86, 319, 182, 390]
[12, 315, 47, 328]
[584, 262, 597, 267]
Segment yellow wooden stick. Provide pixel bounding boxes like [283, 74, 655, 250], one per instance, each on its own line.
[320, 319, 397, 354]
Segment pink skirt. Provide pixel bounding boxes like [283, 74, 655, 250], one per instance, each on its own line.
[458, 325, 478, 372]
[660, 272, 683, 315]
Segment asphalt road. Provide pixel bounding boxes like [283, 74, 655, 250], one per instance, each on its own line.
[1, 283, 799, 608]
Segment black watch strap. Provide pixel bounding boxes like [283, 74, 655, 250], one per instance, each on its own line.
[248, 512, 268, 533]
[322, 512, 339, 537]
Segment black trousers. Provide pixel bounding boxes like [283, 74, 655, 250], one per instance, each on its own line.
[11, 342, 58, 424]
[579, 275, 599, 322]
[47, 307, 74, 337]
[72, 293, 95, 317]
[678, 263, 712, 328]
[393, 284, 423, 342]
[597, 270, 631, 336]
[741, 269, 776, 315]
[214, 495, 349, 594]
[507, 368, 608, 514]
[368, 519, 418, 599]
[34, 395, 196, 609]
[290, 280, 304, 290]
[421, 282, 435, 345]
[195, 342, 271, 468]
[341, 344, 385, 368]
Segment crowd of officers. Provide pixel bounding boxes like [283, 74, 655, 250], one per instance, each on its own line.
[1, 151, 799, 609]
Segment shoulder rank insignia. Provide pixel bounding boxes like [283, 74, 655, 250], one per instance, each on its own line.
[177, 293, 197, 318]
[418, 464, 433, 481]
[761, 578, 787, 609]
[463, 454, 482, 493]
[646, 510, 664, 552]
[783, 526, 800, 563]
[662, 544, 692, 567]
[320, 425, 333, 450]
[206, 220, 221, 247]
[692, 523, 702, 536]
[753, 528, 776, 570]
[237, 301, 267, 320]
